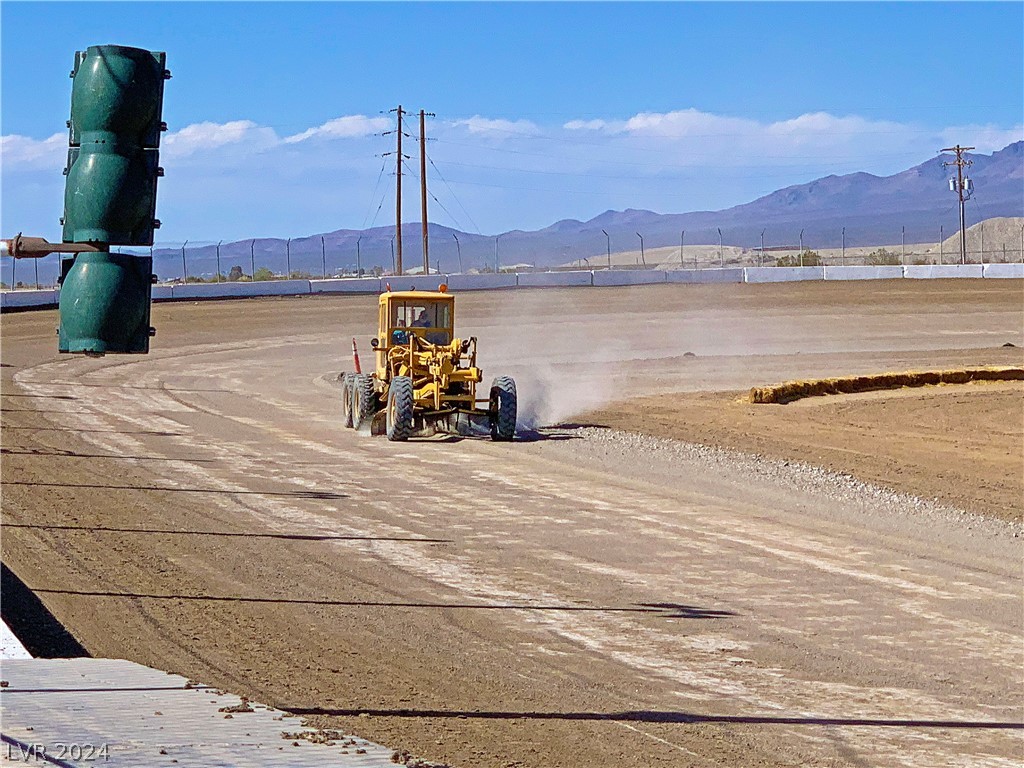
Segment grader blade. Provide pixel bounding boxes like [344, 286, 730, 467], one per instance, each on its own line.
[370, 410, 387, 437]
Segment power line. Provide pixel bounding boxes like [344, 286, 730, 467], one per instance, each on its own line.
[401, 159, 419, 180]
[367, 179, 391, 231]
[360, 157, 388, 230]
[428, 156, 481, 234]
[427, 189, 465, 233]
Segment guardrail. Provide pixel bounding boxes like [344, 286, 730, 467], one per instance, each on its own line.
[2, 263, 1019, 310]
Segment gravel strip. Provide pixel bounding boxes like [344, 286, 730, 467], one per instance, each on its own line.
[558, 426, 1024, 541]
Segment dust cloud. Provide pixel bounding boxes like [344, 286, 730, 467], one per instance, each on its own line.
[462, 282, 826, 430]
[470, 289, 629, 429]
[512, 364, 618, 429]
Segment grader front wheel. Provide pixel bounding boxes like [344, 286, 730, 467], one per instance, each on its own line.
[489, 376, 517, 442]
[386, 376, 415, 441]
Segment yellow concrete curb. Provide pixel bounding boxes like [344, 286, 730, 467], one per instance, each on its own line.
[748, 366, 1024, 404]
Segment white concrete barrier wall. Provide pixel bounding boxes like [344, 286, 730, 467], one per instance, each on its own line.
[170, 279, 312, 300]
[982, 263, 1024, 279]
[309, 278, 382, 294]
[824, 266, 904, 281]
[592, 270, 668, 286]
[444, 273, 518, 291]
[516, 271, 594, 288]
[0, 289, 59, 309]
[744, 266, 825, 283]
[903, 264, 984, 279]
[665, 268, 744, 284]
[7, 262, 1013, 313]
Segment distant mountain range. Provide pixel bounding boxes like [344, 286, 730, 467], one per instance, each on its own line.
[155, 141, 1023, 277]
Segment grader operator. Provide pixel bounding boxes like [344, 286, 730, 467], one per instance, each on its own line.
[341, 285, 517, 441]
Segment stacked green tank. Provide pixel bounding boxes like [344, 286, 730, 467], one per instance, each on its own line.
[58, 45, 168, 354]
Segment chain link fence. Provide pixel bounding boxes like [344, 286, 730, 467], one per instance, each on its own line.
[3, 225, 1023, 289]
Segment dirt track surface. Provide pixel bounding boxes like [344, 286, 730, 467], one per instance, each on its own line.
[2, 280, 1023, 767]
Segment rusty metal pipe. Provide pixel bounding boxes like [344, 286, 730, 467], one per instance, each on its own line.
[3, 234, 105, 259]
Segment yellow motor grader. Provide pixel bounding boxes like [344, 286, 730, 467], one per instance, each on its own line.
[341, 285, 517, 441]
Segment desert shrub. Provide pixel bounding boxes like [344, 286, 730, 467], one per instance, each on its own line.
[253, 267, 275, 282]
[776, 250, 822, 267]
[866, 248, 900, 266]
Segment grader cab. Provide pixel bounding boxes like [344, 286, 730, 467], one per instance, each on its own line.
[341, 286, 517, 441]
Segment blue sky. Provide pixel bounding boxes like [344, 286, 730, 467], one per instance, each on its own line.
[3, 1, 1022, 244]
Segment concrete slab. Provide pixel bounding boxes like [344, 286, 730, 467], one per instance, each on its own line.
[0, 290, 59, 310]
[665, 268, 744, 284]
[309, 278, 382, 294]
[744, 266, 825, 283]
[982, 263, 1024, 279]
[170, 280, 313, 300]
[0, 621, 30, 660]
[443, 273, 517, 291]
[0, 659, 397, 767]
[592, 269, 667, 286]
[515, 271, 593, 288]
[823, 266, 904, 281]
[903, 264, 985, 279]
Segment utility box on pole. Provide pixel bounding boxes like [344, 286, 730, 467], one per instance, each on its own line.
[58, 44, 168, 354]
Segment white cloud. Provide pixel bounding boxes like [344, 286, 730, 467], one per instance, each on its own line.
[284, 115, 390, 143]
[163, 120, 278, 159]
[564, 118, 620, 132]
[937, 124, 1024, 154]
[1, 132, 67, 170]
[624, 109, 752, 138]
[451, 116, 541, 136]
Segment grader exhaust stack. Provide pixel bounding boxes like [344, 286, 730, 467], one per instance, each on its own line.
[341, 285, 517, 441]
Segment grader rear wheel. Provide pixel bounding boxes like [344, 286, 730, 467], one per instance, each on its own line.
[386, 376, 415, 441]
[341, 373, 354, 428]
[489, 376, 517, 442]
[351, 373, 376, 430]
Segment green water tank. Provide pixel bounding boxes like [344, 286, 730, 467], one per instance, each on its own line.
[62, 45, 168, 246]
[58, 251, 154, 354]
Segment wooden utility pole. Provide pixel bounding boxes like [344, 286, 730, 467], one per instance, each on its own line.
[392, 105, 405, 275]
[941, 144, 974, 265]
[419, 110, 435, 275]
